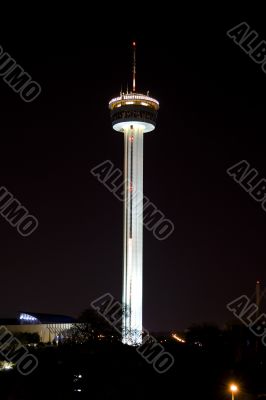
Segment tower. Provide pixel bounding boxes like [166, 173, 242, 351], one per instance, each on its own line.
[256, 280, 261, 318]
[109, 43, 159, 345]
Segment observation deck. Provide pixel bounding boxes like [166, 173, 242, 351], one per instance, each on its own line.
[109, 92, 159, 133]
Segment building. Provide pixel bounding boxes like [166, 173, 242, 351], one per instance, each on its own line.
[0, 312, 76, 343]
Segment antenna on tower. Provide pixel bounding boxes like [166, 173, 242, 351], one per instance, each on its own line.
[132, 41, 136, 92]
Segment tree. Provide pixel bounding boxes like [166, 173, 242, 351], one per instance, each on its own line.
[13, 332, 40, 345]
[185, 323, 221, 348]
[69, 308, 120, 343]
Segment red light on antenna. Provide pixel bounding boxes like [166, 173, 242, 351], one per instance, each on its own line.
[133, 41, 136, 46]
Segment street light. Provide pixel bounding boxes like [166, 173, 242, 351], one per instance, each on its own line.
[230, 384, 238, 400]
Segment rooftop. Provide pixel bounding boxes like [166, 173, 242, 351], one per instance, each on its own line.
[0, 312, 76, 325]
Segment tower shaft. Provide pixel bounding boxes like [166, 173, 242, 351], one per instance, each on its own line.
[122, 126, 143, 345]
[256, 280, 261, 318]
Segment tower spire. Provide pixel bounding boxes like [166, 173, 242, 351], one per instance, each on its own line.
[132, 41, 136, 92]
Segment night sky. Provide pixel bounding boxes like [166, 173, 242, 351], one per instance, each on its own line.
[1, 6, 266, 331]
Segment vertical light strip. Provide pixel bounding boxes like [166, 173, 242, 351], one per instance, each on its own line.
[122, 131, 128, 342]
[122, 126, 143, 345]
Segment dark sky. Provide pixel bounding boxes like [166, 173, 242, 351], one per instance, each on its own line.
[1, 6, 266, 331]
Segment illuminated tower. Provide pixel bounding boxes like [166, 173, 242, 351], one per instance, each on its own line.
[109, 43, 159, 345]
[256, 280, 261, 318]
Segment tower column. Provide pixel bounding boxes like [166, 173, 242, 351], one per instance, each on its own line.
[123, 126, 143, 345]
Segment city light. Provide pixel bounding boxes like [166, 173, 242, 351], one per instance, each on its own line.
[19, 313, 38, 322]
[230, 384, 238, 392]
[172, 333, 186, 343]
[0, 361, 14, 371]
[229, 383, 238, 400]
